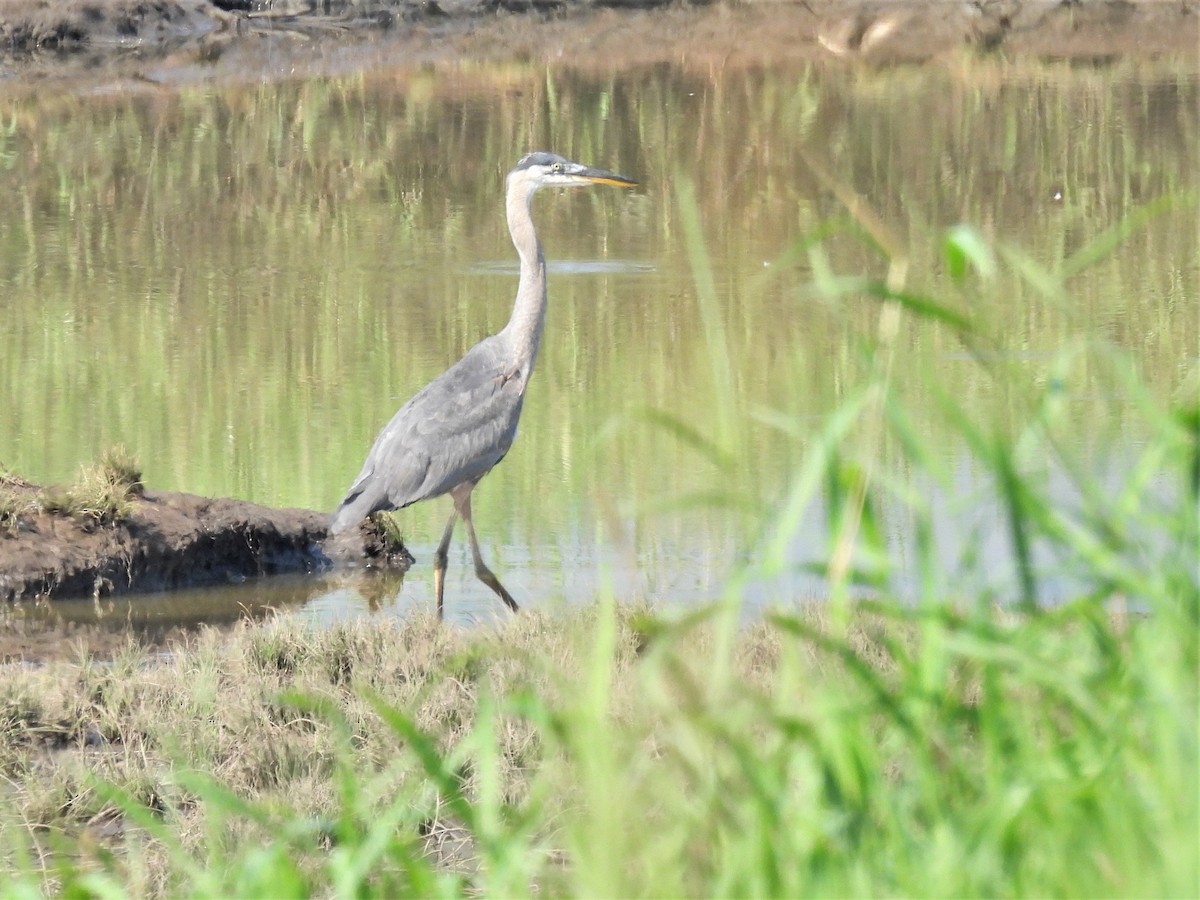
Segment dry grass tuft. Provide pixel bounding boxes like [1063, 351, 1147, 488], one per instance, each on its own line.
[97, 445, 144, 495]
[0, 464, 38, 535]
[0, 485, 36, 535]
[38, 447, 143, 525]
[0, 465, 31, 488]
[0, 606, 796, 847]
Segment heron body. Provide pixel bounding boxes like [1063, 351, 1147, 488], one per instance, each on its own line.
[331, 335, 526, 528]
[330, 152, 637, 618]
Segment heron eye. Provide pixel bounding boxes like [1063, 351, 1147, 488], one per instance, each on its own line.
[551, 163, 562, 172]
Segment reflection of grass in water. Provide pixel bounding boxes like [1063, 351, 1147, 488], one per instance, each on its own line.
[1, 215, 1196, 895]
[0, 64, 1195, 525]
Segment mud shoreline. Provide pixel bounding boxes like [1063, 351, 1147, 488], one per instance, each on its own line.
[1, 0, 1197, 94]
[0, 474, 413, 660]
[0, 477, 412, 602]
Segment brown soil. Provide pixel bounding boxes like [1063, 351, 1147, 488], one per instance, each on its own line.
[0, 474, 413, 662]
[0, 478, 410, 604]
[0, 0, 1196, 91]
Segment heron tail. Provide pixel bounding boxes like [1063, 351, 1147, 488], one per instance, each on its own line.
[329, 482, 388, 534]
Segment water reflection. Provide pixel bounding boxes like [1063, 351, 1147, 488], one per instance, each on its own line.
[466, 260, 657, 276]
[0, 61, 1195, 628]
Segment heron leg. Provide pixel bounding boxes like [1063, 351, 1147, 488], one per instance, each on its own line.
[452, 486, 519, 614]
[433, 510, 458, 622]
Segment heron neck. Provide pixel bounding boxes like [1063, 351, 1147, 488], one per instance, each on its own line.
[502, 184, 547, 376]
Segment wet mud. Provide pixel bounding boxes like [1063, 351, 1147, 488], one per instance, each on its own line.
[0, 478, 410, 598]
[1, 486, 324, 603]
[0, 477, 413, 661]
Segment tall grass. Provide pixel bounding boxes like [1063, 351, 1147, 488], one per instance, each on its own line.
[1, 205, 1195, 897]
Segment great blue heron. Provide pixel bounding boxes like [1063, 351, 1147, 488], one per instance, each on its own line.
[330, 152, 637, 618]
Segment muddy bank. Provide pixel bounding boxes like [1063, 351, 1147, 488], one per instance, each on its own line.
[1, 0, 1196, 91]
[0, 477, 410, 605]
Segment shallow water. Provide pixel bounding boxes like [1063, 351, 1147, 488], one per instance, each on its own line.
[1, 62, 1196, 626]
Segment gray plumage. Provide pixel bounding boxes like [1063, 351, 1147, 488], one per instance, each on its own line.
[331, 335, 524, 528]
[331, 152, 637, 618]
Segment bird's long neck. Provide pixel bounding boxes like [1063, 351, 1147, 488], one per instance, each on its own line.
[501, 182, 547, 377]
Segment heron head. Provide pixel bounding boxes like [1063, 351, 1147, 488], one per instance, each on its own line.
[509, 152, 638, 193]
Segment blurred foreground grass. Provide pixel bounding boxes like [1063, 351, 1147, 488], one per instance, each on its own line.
[0, 590, 1194, 896]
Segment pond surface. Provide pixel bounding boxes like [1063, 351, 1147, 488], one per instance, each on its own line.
[1, 62, 1196, 626]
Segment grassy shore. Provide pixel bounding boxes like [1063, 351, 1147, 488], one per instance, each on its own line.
[0, 592, 1195, 897]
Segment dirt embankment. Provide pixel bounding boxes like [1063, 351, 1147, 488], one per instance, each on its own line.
[1, 0, 1196, 88]
[0, 475, 410, 605]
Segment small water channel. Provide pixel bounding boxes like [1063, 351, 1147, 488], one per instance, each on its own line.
[1, 62, 1195, 629]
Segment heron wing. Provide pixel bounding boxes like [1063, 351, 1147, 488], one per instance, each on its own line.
[334, 336, 525, 526]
